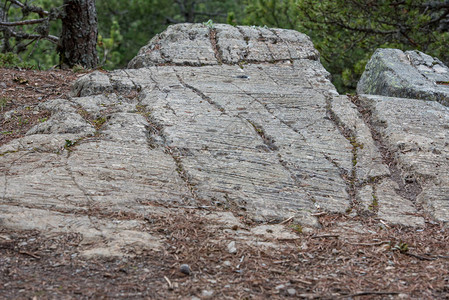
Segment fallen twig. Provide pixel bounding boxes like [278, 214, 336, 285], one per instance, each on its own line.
[291, 278, 313, 285]
[310, 212, 327, 216]
[172, 205, 213, 209]
[350, 241, 390, 246]
[273, 260, 291, 264]
[404, 252, 436, 261]
[19, 250, 40, 259]
[163, 276, 173, 289]
[342, 291, 400, 298]
[280, 216, 294, 225]
[379, 219, 391, 228]
[311, 234, 339, 239]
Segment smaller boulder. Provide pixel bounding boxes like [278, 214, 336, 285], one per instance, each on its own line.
[357, 48, 449, 106]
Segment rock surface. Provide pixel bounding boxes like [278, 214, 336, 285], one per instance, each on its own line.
[1, 24, 448, 257]
[357, 48, 449, 106]
[127, 23, 319, 68]
[358, 95, 449, 223]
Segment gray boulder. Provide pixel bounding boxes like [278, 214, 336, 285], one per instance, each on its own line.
[128, 23, 319, 68]
[357, 48, 449, 106]
[2, 23, 449, 258]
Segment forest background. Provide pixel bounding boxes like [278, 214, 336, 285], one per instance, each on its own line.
[1, 0, 448, 93]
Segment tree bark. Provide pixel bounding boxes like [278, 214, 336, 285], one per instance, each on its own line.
[59, 0, 98, 68]
[0, 5, 12, 53]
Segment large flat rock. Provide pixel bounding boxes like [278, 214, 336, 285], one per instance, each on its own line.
[2, 23, 448, 257]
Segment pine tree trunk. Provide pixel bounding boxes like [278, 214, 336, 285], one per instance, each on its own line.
[0, 6, 12, 53]
[59, 0, 98, 68]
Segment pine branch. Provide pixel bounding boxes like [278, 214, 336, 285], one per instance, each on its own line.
[9, 0, 50, 17]
[420, 1, 449, 9]
[0, 18, 48, 27]
[1, 26, 58, 43]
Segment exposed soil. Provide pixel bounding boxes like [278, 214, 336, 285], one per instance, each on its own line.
[0, 67, 85, 146]
[1, 68, 449, 299]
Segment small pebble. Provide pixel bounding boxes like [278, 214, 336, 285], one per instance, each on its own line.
[223, 260, 231, 266]
[201, 290, 214, 298]
[275, 284, 285, 290]
[0, 235, 11, 241]
[180, 264, 192, 275]
[227, 241, 237, 254]
[287, 288, 296, 296]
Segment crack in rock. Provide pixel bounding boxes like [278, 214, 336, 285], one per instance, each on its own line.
[348, 95, 425, 226]
[64, 150, 104, 232]
[209, 28, 223, 65]
[227, 80, 307, 142]
[325, 96, 360, 210]
[164, 146, 202, 205]
[246, 119, 278, 152]
[176, 73, 226, 114]
[350, 95, 423, 203]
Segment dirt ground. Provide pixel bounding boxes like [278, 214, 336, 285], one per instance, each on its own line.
[1, 67, 449, 299]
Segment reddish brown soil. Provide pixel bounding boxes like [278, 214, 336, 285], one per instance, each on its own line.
[1, 68, 448, 299]
[0, 68, 84, 146]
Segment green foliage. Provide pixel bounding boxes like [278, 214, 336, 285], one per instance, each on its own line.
[64, 139, 75, 149]
[71, 64, 88, 73]
[227, 12, 237, 26]
[299, 0, 449, 93]
[244, 0, 449, 93]
[203, 19, 215, 28]
[392, 242, 409, 253]
[0, 52, 35, 69]
[1, 97, 10, 111]
[93, 116, 107, 129]
[95, 0, 165, 68]
[95, 0, 245, 69]
[4, 0, 447, 89]
[97, 20, 123, 69]
[244, 0, 299, 29]
[290, 224, 303, 234]
[2, 0, 244, 69]
[0, 0, 62, 68]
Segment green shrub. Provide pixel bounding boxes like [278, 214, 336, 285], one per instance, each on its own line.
[0, 52, 36, 69]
